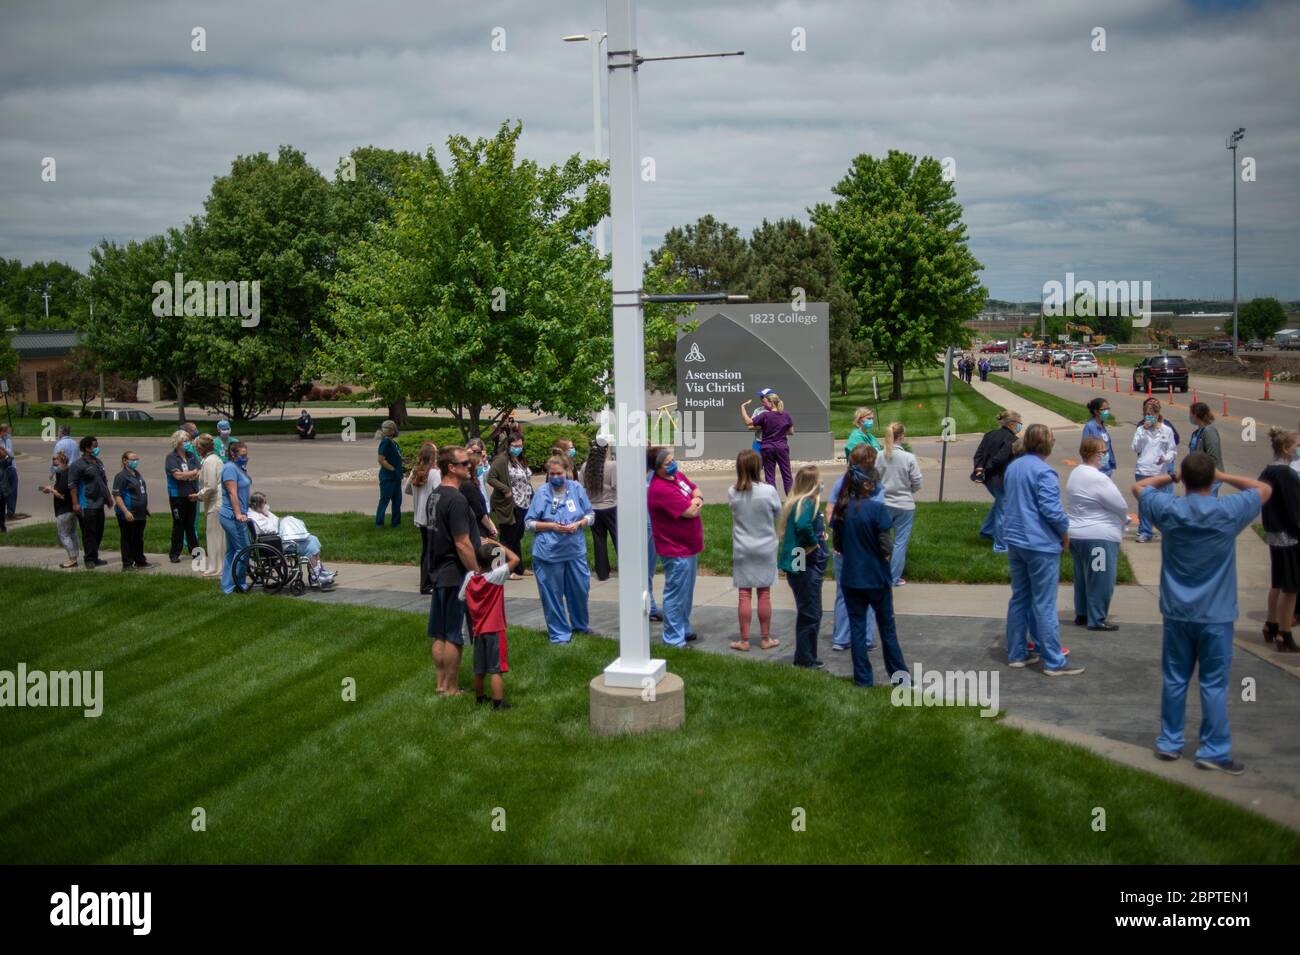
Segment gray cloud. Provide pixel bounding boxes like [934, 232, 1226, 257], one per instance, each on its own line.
[1, 0, 1296, 301]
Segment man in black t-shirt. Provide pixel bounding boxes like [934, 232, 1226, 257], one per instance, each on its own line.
[427, 446, 481, 696]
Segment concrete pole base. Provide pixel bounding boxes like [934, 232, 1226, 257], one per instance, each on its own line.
[589, 672, 685, 737]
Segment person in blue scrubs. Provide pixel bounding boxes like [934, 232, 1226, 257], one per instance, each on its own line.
[526, 454, 596, 644]
[1135, 453, 1268, 774]
[827, 444, 884, 653]
[831, 458, 908, 687]
[1081, 398, 1117, 476]
[1002, 424, 1085, 675]
[219, 441, 253, 594]
[376, 420, 404, 527]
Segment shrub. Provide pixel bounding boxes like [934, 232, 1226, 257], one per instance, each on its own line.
[396, 422, 599, 472]
[27, 403, 75, 419]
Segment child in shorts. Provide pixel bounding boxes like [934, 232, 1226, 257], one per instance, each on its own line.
[458, 542, 519, 710]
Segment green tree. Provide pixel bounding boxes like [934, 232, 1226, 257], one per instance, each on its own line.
[0, 259, 85, 330]
[641, 251, 696, 396]
[0, 336, 19, 396]
[192, 145, 337, 420]
[812, 150, 986, 399]
[83, 229, 208, 422]
[648, 214, 751, 294]
[1238, 296, 1287, 341]
[745, 217, 866, 395]
[319, 122, 612, 439]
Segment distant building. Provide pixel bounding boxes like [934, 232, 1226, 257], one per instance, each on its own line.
[7, 329, 139, 404]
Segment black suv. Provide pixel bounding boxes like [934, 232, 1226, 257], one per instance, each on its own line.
[1133, 355, 1189, 393]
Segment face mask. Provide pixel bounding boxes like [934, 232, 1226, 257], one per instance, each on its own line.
[1100, 410, 1111, 420]
[549, 475, 566, 488]
[476, 464, 488, 477]
[184, 442, 194, 453]
[92, 447, 100, 457]
[236, 455, 249, 467]
[509, 446, 523, 457]
[1144, 415, 1156, 426]
[862, 419, 874, 431]
[664, 461, 679, 476]
[1014, 424, 1023, 434]
[128, 460, 139, 470]
[220, 431, 230, 439]
[567, 448, 576, 458]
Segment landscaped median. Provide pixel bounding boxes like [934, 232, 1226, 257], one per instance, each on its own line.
[987, 375, 1094, 424]
[0, 565, 1292, 863]
[3, 502, 1133, 584]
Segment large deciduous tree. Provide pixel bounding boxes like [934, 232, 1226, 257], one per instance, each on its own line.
[1238, 296, 1287, 342]
[648, 214, 751, 294]
[319, 121, 613, 439]
[744, 217, 866, 395]
[812, 150, 986, 399]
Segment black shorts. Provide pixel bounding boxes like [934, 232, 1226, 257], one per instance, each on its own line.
[472, 630, 509, 675]
[428, 587, 466, 644]
[1270, 544, 1300, 594]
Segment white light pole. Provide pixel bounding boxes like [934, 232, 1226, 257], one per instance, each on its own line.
[1226, 127, 1244, 356]
[564, 30, 608, 257]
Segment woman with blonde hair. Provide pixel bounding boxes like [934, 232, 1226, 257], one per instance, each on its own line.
[1066, 435, 1129, 630]
[879, 422, 923, 585]
[550, 438, 580, 481]
[778, 464, 828, 668]
[405, 441, 440, 594]
[164, 428, 202, 563]
[197, 434, 225, 578]
[1260, 428, 1300, 652]
[728, 449, 781, 651]
[844, 406, 882, 460]
[741, 388, 794, 493]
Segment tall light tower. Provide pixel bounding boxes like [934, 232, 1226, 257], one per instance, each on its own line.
[562, 31, 608, 256]
[1227, 127, 1244, 355]
[593, 0, 741, 722]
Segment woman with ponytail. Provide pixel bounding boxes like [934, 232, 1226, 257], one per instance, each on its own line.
[777, 465, 827, 668]
[878, 422, 923, 585]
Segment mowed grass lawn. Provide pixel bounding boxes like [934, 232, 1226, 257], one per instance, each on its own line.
[5, 502, 1132, 584]
[831, 364, 1002, 438]
[1, 567, 1293, 864]
[989, 375, 1096, 425]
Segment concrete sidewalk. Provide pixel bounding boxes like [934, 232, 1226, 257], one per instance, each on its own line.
[2, 542, 1297, 831]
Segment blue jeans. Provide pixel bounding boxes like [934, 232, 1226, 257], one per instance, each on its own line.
[376, 477, 401, 526]
[1070, 538, 1118, 628]
[647, 522, 660, 616]
[831, 556, 873, 649]
[534, 557, 591, 644]
[1006, 545, 1067, 669]
[1157, 619, 1234, 763]
[1136, 473, 1171, 537]
[786, 546, 827, 666]
[661, 555, 697, 647]
[887, 505, 915, 583]
[843, 586, 907, 687]
[219, 513, 249, 594]
[979, 482, 1006, 553]
[4, 461, 17, 517]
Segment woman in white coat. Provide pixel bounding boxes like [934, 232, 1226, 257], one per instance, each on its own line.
[196, 434, 225, 578]
[1066, 436, 1130, 630]
[1132, 397, 1176, 543]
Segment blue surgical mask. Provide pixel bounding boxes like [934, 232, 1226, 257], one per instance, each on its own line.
[1014, 424, 1023, 434]
[1100, 410, 1112, 421]
[1144, 415, 1156, 426]
[476, 464, 488, 477]
[664, 461, 679, 476]
[92, 447, 100, 457]
[549, 475, 566, 488]
[862, 419, 874, 431]
[567, 448, 576, 458]
[236, 455, 249, 466]
[1294, 448, 1300, 460]
[509, 446, 523, 457]
[183, 442, 194, 453]
[128, 460, 139, 470]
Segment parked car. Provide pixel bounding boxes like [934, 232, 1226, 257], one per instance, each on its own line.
[1244, 340, 1265, 352]
[1066, 351, 1100, 377]
[1202, 340, 1233, 354]
[87, 408, 155, 421]
[1051, 350, 1071, 367]
[1093, 342, 1118, 353]
[1280, 338, 1300, 351]
[1186, 340, 1204, 351]
[1132, 355, 1189, 393]
[986, 355, 1009, 372]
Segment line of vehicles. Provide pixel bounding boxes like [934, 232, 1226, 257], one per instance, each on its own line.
[1009, 342, 1191, 392]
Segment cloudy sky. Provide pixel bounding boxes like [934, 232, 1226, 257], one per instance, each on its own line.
[1, 0, 1296, 301]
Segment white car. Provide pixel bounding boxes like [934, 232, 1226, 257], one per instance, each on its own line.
[1066, 351, 1099, 377]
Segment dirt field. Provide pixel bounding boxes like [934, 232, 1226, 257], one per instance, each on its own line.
[1187, 351, 1300, 382]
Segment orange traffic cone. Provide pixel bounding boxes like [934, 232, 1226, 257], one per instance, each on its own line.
[1265, 368, 1272, 401]
[1222, 394, 1228, 415]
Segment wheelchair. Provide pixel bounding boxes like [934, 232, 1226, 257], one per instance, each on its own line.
[231, 529, 333, 597]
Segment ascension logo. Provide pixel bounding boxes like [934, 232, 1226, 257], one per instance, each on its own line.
[683, 342, 706, 362]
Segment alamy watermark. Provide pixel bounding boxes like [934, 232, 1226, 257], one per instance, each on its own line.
[1, 663, 103, 717]
[151, 272, 260, 327]
[1041, 271, 1151, 327]
[890, 662, 999, 717]
[596, 402, 704, 458]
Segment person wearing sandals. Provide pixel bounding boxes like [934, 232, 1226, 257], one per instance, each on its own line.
[40, 450, 80, 567]
[1135, 453, 1269, 774]
[728, 449, 781, 652]
[1260, 428, 1300, 652]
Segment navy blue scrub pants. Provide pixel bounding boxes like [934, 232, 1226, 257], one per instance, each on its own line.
[1069, 538, 1118, 627]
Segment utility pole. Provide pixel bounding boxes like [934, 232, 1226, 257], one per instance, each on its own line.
[1227, 128, 1244, 355]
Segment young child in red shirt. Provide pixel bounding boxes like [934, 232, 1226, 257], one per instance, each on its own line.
[458, 542, 519, 710]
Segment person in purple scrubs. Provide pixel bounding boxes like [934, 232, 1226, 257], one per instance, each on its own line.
[741, 388, 795, 494]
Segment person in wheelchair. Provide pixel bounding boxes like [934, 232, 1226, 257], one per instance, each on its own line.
[248, 492, 336, 588]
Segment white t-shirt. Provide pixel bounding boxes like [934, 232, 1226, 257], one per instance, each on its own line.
[457, 560, 512, 601]
[408, 470, 442, 527]
[1065, 464, 1129, 542]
